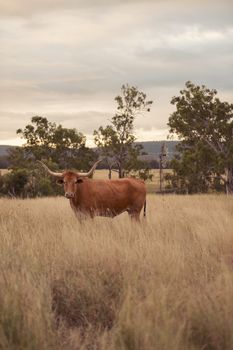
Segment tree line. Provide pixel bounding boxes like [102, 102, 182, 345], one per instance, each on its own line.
[0, 81, 232, 197]
[0, 85, 153, 197]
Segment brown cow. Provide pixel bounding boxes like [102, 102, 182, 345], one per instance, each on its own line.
[37, 160, 146, 221]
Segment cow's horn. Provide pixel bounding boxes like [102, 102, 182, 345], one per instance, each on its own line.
[77, 159, 103, 178]
[36, 160, 63, 178]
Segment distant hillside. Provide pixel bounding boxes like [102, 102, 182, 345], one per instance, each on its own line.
[138, 141, 178, 160]
[0, 141, 179, 161]
[0, 145, 15, 157]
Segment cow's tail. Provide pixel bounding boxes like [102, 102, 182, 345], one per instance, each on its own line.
[143, 200, 147, 218]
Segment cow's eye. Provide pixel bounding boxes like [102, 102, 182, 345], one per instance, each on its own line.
[75, 179, 83, 184]
[56, 179, 64, 185]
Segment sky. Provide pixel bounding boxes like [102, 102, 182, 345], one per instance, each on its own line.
[0, 0, 232, 146]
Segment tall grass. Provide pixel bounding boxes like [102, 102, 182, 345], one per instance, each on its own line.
[0, 195, 233, 350]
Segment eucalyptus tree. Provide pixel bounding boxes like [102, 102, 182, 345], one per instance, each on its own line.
[168, 81, 233, 193]
[94, 84, 153, 178]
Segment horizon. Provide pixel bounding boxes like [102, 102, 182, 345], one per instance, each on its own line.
[0, 139, 178, 149]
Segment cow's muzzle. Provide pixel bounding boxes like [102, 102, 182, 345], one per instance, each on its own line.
[65, 193, 75, 199]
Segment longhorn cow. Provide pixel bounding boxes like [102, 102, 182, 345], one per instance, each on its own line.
[37, 160, 146, 221]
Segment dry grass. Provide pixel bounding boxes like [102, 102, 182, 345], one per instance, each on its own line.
[94, 169, 172, 193]
[0, 169, 10, 175]
[0, 195, 233, 350]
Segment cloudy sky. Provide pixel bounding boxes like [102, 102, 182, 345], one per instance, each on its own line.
[0, 0, 232, 146]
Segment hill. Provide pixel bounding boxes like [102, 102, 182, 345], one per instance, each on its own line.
[0, 141, 178, 159]
[0, 141, 178, 170]
[138, 141, 178, 159]
[0, 145, 15, 157]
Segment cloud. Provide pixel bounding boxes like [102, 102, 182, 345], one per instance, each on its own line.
[0, 0, 232, 144]
[0, 0, 232, 17]
[0, 0, 157, 17]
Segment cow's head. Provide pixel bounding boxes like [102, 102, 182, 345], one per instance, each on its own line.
[37, 160, 101, 199]
[56, 172, 84, 199]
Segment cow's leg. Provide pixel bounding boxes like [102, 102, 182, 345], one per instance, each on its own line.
[71, 207, 92, 223]
[128, 211, 140, 222]
[73, 210, 86, 223]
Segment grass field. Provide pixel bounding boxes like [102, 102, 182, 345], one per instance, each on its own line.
[0, 195, 233, 350]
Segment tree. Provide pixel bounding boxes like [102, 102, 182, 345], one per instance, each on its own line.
[15, 116, 98, 170]
[16, 116, 89, 168]
[2, 116, 98, 198]
[168, 81, 233, 193]
[7, 147, 31, 170]
[167, 143, 222, 193]
[1, 169, 29, 197]
[17, 116, 56, 160]
[159, 142, 168, 191]
[0, 155, 10, 169]
[94, 84, 153, 178]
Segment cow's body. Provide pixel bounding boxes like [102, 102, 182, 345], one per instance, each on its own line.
[67, 176, 146, 219]
[37, 160, 146, 221]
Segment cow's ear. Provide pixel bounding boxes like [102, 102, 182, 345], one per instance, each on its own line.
[56, 179, 64, 185]
[76, 178, 83, 184]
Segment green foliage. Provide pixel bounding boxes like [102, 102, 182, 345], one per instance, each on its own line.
[94, 84, 153, 178]
[0, 168, 62, 198]
[0, 156, 9, 169]
[16, 116, 88, 168]
[17, 116, 56, 160]
[168, 81, 233, 193]
[71, 146, 98, 172]
[169, 82, 233, 147]
[7, 147, 30, 170]
[138, 168, 154, 181]
[1, 116, 98, 197]
[1, 169, 29, 197]
[167, 143, 221, 193]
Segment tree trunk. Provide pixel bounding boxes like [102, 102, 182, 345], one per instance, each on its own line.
[119, 168, 123, 178]
[225, 167, 233, 194]
[108, 167, 112, 179]
[118, 166, 124, 178]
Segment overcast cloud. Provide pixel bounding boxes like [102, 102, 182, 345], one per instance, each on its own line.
[0, 0, 232, 146]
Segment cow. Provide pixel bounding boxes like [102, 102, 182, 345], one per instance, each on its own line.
[37, 160, 147, 221]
